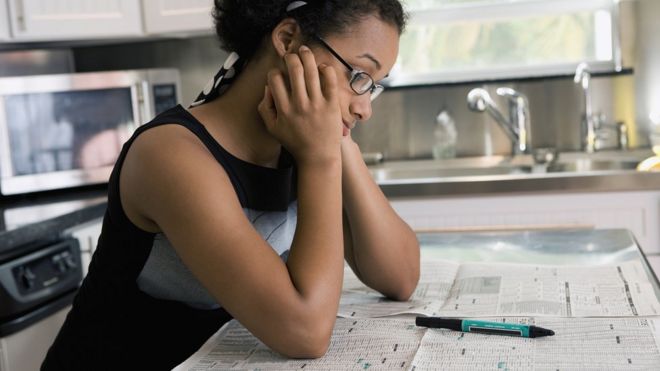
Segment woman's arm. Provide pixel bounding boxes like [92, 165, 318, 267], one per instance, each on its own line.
[121, 127, 343, 358]
[341, 137, 420, 301]
[121, 51, 345, 359]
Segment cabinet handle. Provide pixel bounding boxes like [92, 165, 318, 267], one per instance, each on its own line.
[13, 0, 27, 32]
[131, 82, 146, 132]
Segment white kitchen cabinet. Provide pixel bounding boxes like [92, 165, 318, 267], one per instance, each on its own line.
[141, 0, 213, 35]
[6, 0, 143, 41]
[390, 190, 660, 254]
[0, 0, 10, 40]
[65, 217, 103, 277]
[0, 306, 69, 371]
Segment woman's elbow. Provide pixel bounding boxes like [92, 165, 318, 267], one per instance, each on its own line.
[271, 313, 334, 359]
[389, 271, 419, 301]
[282, 336, 331, 359]
[389, 255, 421, 301]
[402, 239, 422, 299]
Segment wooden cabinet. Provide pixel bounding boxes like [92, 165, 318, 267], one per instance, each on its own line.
[0, 0, 10, 40]
[141, 0, 213, 35]
[390, 190, 660, 254]
[6, 0, 143, 41]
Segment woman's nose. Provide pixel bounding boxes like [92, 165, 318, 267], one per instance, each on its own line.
[350, 93, 373, 122]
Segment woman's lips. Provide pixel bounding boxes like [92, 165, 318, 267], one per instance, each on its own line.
[342, 120, 353, 137]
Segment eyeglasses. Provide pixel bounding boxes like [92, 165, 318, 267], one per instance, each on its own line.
[312, 35, 384, 101]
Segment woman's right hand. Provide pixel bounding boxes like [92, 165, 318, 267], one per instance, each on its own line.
[258, 45, 343, 167]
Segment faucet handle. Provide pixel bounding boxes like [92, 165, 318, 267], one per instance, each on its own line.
[593, 112, 607, 130]
[496, 87, 521, 98]
[617, 122, 629, 150]
[467, 88, 495, 112]
[496, 87, 528, 105]
[574, 62, 591, 89]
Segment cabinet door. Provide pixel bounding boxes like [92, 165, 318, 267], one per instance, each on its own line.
[7, 0, 143, 41]
[1, 0, 10, 40]
[142, 0, 213, 35]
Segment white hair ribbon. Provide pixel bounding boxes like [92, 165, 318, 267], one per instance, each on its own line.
[286, 1, 308, 12]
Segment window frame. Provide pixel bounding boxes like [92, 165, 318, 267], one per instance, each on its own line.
[387, 0, 622, 86]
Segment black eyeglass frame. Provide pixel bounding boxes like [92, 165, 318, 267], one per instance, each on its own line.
[311, 35, 384, 101]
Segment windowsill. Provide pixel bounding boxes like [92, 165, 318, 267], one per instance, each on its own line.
[382, 67, 633, 90]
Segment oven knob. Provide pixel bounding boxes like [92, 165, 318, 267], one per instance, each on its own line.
[63, 252, 77, 269]
[18, 267, 37, 290]
[51, 254, 67, 273]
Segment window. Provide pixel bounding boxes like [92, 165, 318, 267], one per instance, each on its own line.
[388, 0, 621, 85]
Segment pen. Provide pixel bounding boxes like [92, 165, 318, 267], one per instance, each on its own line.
[415, 317, 555, 338]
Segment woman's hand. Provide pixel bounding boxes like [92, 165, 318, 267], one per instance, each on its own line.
[258, 45, 343, 168]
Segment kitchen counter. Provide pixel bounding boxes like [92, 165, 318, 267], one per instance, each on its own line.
[176, 228, 660, 369]
[0, 188, 107, 260]
[369, 149, 660, 198]
[419, 228, 660, 299]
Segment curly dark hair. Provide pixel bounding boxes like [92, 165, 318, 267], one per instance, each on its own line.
[213, 0, 407, 60]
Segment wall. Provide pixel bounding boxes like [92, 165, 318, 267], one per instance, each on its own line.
[73, 36, 228, 106]
[0, 49, 74, 76]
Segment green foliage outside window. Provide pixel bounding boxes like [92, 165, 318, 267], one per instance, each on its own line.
[395, 0, 612, 81]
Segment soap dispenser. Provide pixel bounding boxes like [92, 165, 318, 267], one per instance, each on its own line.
[432, 108, 457, 159]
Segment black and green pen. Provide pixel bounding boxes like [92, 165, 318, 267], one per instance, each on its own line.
[415, 317, 555, 338]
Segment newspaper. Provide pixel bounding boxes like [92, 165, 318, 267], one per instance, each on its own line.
[411, 317, 660, 370]
[339, 259, 660, 318]
[174, 317, 660, 370]
[173, 318, 425, 371]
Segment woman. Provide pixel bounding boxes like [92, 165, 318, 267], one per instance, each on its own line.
[42, 0, 419, 369]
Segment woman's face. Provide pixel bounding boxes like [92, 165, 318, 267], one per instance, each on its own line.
[312, 16, 400, 136]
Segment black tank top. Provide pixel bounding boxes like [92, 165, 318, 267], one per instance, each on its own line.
[42, 105, 297, 370]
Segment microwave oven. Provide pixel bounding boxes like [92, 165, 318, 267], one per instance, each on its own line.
[0, 69, 180, 195]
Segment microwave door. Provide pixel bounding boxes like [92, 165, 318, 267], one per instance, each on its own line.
[0, 97, 14, 182]
[0, 86, 138, 195]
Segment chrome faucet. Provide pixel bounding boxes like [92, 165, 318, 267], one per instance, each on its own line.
[574, 62, 598, 153]
[574, 62, 629, 152]
[467, 87, 530, 155]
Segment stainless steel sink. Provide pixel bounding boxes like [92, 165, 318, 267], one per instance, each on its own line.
[367, 150, 659, 197]
[368, 150, 650, 183]
[370, 165, 531, 182]
[547, 158, 639, 172]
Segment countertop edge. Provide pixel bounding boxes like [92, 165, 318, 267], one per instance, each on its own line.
[0, 201, 107, 259]
[378, 171, 660, 198]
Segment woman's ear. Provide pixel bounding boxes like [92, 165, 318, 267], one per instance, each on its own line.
[271, 18, 303, 58]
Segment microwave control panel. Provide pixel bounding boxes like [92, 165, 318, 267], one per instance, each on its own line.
[153, 83, 178, 116]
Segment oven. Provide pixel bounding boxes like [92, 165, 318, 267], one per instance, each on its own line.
[0, 237, 82, 371]
[0, 68, 180, 195]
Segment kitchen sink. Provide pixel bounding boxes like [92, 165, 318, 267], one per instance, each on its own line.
[546, 158, 640, 172]
[370, 165, 532, 182]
